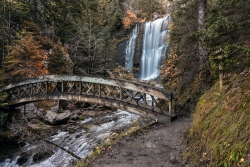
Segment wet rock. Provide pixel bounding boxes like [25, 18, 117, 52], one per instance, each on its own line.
[33, 150, 53, 162]
[117, 40, 128, 66]
[71, 114, 79, 120]
[17, 152, 29, 166]
[78, 115, 85, 120]
[43, 110, 71, 125]
[69, 128, 76, 134]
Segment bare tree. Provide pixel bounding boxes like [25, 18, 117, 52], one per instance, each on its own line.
[198, 0, 211, 74]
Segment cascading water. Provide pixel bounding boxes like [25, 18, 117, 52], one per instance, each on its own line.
[0, 109, 139, 167]
[140, 15, 171, 80]
[125, 24, 139, 72]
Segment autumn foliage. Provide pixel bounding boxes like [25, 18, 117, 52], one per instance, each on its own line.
[4, 31, 48, 82]
[122, 10, 138, 29]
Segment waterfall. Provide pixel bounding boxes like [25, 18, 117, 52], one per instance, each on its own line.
[125, 24, 139, 72]
[140, 15, 171, 80]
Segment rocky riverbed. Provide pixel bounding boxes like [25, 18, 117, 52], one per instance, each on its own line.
[0, 102, 144, 167]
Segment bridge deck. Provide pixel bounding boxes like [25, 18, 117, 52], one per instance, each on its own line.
[0, 75, 176, 123]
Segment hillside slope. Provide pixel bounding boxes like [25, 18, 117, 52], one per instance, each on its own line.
[185, 70, 250, 167]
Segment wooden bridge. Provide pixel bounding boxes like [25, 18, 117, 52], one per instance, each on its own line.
[0, 75, 176, 123]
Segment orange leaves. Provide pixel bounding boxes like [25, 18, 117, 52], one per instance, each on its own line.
[122, 10, 138, 29]
[4, 32, 48, 82]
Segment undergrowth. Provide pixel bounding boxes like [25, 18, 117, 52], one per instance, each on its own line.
[184, 70, 250, 167]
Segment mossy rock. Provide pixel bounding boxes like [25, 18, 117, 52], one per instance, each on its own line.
[69, 128, 76, 134]
[33, 150, 53, 162]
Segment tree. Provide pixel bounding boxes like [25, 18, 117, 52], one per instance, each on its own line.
[122, 10, 138, 29]
[68, 0, 117, 76]
[205, 0, 250, 76]
[138, 0, 165, 20]
[4, 31, 48, 83]
[48, 44, 73, 74]
[198, 0, 210, 74]
[98, 0, 124, 29]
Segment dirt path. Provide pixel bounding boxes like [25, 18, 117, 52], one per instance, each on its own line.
[89, 117, 192, 167]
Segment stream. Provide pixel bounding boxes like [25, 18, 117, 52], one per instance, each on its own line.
[0, 109, 140, 167]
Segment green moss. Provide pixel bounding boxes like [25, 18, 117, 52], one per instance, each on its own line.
[185, 70, 250, 166]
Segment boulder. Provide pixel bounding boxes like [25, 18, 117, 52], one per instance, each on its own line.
[152, 12, 160, 20]
[33, 150, 53, 162]
[17, 152, 29, 166]
[43, 110, 71, 125]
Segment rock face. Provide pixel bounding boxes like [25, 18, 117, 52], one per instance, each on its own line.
[152, 12, 160, 20]
[133, 23, 144, 78]
[43, 110, 71, 125]
[117, 40, 128, 66]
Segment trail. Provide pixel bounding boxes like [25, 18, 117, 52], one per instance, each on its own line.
[89, 117, 192, 167]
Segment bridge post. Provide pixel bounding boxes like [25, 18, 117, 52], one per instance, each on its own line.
[98, 84, 101, 97]
[143, 93, 146, 108]
[61, 81, 64, 93]
[45, 82, 48, 94]
[169, 93, 172, 116]
[30, 83, 33, 95]
[119, 87, 122, 101]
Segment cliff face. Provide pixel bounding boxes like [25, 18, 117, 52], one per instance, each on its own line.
[131, 23, 143, 78]
[115, 0, 171, 77]
[115, 22, 143, 78]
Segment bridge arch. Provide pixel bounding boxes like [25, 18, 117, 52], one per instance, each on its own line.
[0, 75, 176, 123]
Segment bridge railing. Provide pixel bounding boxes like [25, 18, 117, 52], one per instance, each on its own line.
[0, 75, 176, 121]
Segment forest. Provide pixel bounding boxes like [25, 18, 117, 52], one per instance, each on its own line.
[0, 0, 165, 84]
[0, 0, 250, 166]
[0, 0, 124, 83]
[165, 0, 250, 166]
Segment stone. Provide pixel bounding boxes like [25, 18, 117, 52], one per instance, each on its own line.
[71, 114, 79, 120]
[51, 105, 59, 112]
[169, 156, 177, 164]
[33, 150, 53, 162]
[153, 12, 160, 20]
[17, 153, 29, 166]
[27, 123, 52, 130]
[43, 110, 71, 125]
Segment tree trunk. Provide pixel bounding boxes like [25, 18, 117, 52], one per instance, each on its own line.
[198, 0, 210, 73]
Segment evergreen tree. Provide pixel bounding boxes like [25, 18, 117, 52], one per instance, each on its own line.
[139, 0, 165, 20]
[4, 31, 48, 83]
[98, 0, 124, 29]
[69, 0, 117, 76]
[205, 0, 250, 75]
[48, 45, 73, 74]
